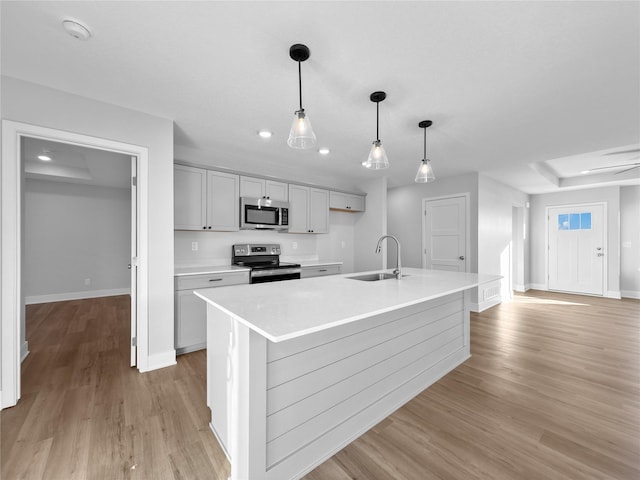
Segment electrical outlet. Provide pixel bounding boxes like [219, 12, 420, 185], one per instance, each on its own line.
[292, 241, 298, 250]
[191, 241, 198, 251]
[84, 278, 91, 286]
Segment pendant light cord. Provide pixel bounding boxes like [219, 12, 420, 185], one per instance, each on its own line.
[423, 127, 427, 159]
[298, 61, 303, 111]
[376, 101, 380, 141]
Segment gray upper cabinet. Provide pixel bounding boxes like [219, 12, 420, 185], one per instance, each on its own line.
[174, 164, 239, 231]
[240, 176, 288, 202]
[288, 184, 329, 233]
[329, 191, 365, 212]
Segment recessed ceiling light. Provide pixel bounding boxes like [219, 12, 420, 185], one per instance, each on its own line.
[38, 155, 52, 161]
[62, 20, 92, 41]
[258, 130, 273, 139]
[318, 148, 330, 155]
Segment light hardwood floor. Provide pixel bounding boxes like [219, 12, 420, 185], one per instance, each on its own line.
[2, 291, 639, 479]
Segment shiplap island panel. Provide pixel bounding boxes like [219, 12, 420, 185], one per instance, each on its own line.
[195, 268, 500, 480]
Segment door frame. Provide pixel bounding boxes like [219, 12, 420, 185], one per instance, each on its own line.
[421, 193, 471, 272]
[545, 202, 608, 296]
[1, 120, 150, 409]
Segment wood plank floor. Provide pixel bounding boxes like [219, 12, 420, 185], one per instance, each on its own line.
[2, 291, 639, 479]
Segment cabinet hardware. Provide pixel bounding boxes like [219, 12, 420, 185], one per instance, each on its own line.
[459, 256, 465, 260]
[209, 278, 223, 282]
[319, 269, 327, 272]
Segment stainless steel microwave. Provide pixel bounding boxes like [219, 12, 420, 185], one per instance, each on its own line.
[240, 197, 289, 230]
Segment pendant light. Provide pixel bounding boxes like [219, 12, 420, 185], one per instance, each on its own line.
[415, 120, 436, 183]
[287, 44, 317, 149]
[363, 91, 389, 169]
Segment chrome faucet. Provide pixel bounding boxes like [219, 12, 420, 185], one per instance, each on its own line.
[375, 235, 402, 279]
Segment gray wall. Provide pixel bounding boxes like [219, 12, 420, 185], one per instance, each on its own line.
[23, 179, 130, 301]
[354, 178, 387, 272]
[2, 76, 175, 362]
[529, 186, 621, 296]
[620, 185, 640, 297]
[387, 173, 479, 272]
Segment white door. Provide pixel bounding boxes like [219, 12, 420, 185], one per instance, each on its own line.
[130, 157, 138, 367]
[548, 204, 605, 296]
[423, 195, 467, 272]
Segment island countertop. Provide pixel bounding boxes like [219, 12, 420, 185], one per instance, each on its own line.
[195, 268, 500, 342]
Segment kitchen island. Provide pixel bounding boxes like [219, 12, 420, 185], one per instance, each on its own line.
[195, 268, 500, 480]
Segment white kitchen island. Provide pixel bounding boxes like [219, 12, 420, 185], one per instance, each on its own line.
[195, 268, 500, 480]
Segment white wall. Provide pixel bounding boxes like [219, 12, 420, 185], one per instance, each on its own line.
[2, 76, 175, 364]
[387, 173, 479, 272]
[478, 175, 529, 307]
[529, 186, 621, 297]
[23, 179, 131, 303]
[354, 177, 387, 272]
[620, 185, 640, 298]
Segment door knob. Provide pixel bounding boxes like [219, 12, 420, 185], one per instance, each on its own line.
[127, 264, 132, 269]
[459, 256, 465, 260]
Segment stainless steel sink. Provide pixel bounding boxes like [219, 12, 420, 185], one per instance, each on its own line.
[348, 272, 399, 281]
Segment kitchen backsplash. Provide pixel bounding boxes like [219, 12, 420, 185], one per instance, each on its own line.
[175, 212, 356, 272]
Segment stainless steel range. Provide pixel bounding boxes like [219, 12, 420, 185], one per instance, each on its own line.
[232, 244, 301, 284]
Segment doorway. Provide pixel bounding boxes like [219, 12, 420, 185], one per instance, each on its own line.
[1, 120, 149, 409]
[422, 194, 470, 272]
[547, 203, 606, 296]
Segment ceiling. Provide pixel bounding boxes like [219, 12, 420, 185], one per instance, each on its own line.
[22, 137, 131, 188]
[2, 1, 639, 193]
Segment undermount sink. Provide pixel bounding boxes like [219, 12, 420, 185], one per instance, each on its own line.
[348, 272, 399, 281]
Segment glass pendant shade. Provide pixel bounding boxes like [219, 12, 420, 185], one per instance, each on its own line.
[415, 158, 435, 183]
[365, 140, 389, 169]
[287, 109, 317, 149]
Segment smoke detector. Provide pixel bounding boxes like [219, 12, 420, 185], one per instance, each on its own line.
[62, 20, 92, 41]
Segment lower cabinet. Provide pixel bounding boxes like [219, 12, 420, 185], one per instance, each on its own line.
[301, 264, 342, 279]
[175, 270, 249, 354]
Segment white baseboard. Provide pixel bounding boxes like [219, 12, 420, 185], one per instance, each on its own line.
[140, 350, 177, 372]
[25, 288, 131, 305]
[606, 290, 622, 300]
[470, 296, 502, 313]
[621, 290, 640, 299]
[513, 284, 526, 293]
[21, 341, 29, 362]
[528, 283, 547, 291]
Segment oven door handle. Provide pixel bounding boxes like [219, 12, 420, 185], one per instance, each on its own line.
[251, 268, 301, 278]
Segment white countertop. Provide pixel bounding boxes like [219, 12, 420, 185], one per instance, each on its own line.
[195, 268, 500, 342]
[174, 265, 250, 276]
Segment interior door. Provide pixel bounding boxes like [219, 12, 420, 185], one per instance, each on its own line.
[423, 195, 467, 272]
[548, 204, 604, 295]
[130, 156, 138, 367]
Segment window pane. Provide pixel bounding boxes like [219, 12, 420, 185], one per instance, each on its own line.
[569, 213, 580, 230]
[581, 212, 592, 229]
[558, 214, 569, 230]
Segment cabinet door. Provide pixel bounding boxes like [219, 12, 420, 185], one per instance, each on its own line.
[174, 165, 207, 230]
[207, 171, 239, 231]
[288, 184, 310, 233]
[329, 191, 348, 210]
[240, 176, 265, 199]
[309, 188, 329, 233]
[175, 289, 207, 352]
[348, 194, 365, 212]
[265, 180, 289, 202]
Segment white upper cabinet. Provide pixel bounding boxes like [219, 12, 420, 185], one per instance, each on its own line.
[174, 165, 207, 230]
[240, 176, 288, 202]
[329, 191, 365, 212]
[207, 170, 240, 231]
[174, 165, 239, 231]
[288, 185, 329, 233]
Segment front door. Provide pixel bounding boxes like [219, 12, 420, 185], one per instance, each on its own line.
[423, 195, 467, 272]
[548, 203, 605, 296]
